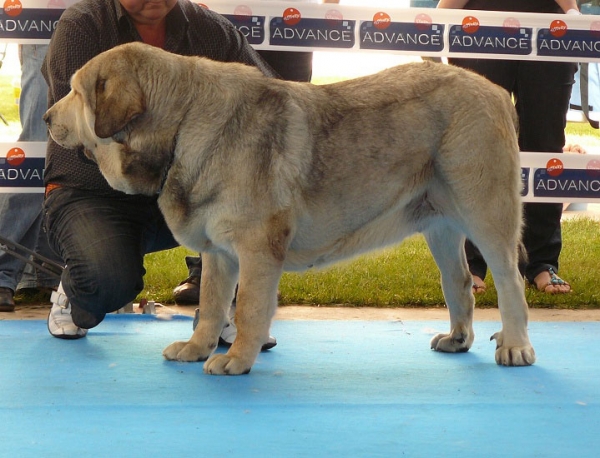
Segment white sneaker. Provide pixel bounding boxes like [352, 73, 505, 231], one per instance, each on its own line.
[47, 289, 87, 339]
[193, 308, 277, 351]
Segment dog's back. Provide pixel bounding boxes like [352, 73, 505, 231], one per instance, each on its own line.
[269, 61, 521, 270]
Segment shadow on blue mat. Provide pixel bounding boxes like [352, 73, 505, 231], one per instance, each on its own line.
[1, 314, 598, 457]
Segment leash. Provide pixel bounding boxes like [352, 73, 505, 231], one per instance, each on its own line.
[0, 234, 63, 280]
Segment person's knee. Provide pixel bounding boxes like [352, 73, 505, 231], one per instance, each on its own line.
[71, 303, 105, 329]
[64, 262, 143, 327]
[69, 281, 141, 328]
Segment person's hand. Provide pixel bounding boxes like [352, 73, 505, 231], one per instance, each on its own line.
[563, 144, 587, 154]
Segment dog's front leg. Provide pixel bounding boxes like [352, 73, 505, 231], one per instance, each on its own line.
[163, 252, 237, 362]
[204, 250, 282, 375]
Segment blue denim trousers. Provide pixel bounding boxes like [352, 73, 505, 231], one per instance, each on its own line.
[18, 44, 48, 141]
[0, 45, 60, 292]
[43, 187, 178, 328]
[0, 193, 47, 291]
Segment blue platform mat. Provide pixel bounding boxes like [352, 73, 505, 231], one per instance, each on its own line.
[1, 315, 598, 457]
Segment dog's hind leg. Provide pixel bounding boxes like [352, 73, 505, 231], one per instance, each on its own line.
[469, 231, 536, 366]
[425, 224, 475, 353]
[163, 252, 238, 363]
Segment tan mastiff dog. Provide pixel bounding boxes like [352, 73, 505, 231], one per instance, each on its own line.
[45, 42, 535, 375]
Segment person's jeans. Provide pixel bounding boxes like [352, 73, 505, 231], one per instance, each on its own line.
[184, 255, 202, 278]
[18, 45, 48, 142]
[0, 194, 47, 291]
[43, 187, 179, 328]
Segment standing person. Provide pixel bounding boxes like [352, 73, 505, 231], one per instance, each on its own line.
[42, 0, 279, 339]
[437, 0, 579, 294]
[0, 44, 61, 312]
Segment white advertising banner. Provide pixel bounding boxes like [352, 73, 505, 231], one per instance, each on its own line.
[1, 1, 599, 202]
[2, 0, 600, 62]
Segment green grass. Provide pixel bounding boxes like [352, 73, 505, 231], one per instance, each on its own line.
[564, 121, 600, 148]
[135, 218, 600, 309]
[0, 74, 22, 138]
[0, 75, 19, 118]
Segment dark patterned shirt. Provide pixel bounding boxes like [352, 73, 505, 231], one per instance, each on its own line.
[464, 0, 563, 13]
[42, 0, 278, 195]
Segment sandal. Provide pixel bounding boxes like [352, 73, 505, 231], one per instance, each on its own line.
[472, 275, 486, 294]
[533, 268, 572, 294]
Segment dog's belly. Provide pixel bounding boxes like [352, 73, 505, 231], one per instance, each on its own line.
[283, 202, 428, 272]
[279, 166, 453, 271]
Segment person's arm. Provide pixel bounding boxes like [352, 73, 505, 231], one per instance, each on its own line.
[437, 0, 469, 9]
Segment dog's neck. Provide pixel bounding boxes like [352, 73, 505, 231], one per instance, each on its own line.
[110, 120, 177, 196]
[157, 143, 176, 195]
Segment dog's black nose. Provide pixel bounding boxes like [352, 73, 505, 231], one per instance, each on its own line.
[43, 112, 50, 125]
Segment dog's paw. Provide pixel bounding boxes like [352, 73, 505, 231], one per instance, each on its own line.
[203, 353, 252, 376]
[430, 327, 474, 353]
[162, 340, 213, 362]
[491, 332, 536, 366]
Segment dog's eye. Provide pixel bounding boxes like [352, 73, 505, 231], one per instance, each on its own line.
[96, 79, 106, 93]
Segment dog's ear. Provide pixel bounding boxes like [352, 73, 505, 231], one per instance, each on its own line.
[94, 74, 146, 138]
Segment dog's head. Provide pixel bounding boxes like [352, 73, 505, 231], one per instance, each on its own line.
[44, 43, 147, 151]
[44, 43, 180, 196]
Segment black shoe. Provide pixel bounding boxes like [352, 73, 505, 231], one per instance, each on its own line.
[173, 276, 200, 305]
[0, 287, 15, 312]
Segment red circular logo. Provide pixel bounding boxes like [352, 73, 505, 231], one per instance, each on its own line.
[462, 16, 480, 34]
[591, 21, 600, 38]
[550, 19, 568, 38]
[325, 9, 343, 27]
[414, 13, 432, 32]
[234, 5, 252, 22]
[283, 7, 301, 26]
[47, 0, 66, 8]
[4, 0, 22, 17]
[373, 12, 391, 31]
[546, 158, 564, 177]
[502, 17, 520, 35]
[7, 147, 26, 167]
[586, 159, 600, 178]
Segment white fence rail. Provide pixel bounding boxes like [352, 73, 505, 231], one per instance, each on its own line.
[1, 2, 599, 202]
